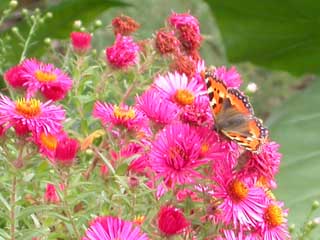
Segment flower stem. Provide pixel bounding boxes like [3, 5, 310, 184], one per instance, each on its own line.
[61, 173, 81, 239]
[10, 175, 17, 240]
[19, 16, 38, 63]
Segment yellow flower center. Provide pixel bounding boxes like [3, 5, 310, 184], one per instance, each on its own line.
[40, 132, 57, 151]
[174, 89, 195, 105]
[201, 143, 209, 154]
[15, 98, 41, 118]
[264, 204, 283, 227]
[35, 70, 57, 82]
[133, 215, 145, 225]
[113, 106, 136, 120]
[228, 179, 249, 202]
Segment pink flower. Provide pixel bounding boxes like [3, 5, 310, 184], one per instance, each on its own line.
[180, 96, 212, 126]
[82, 216, 149, 240]
[216, 229, 258, 240]
[157, 206, 189, 236]
[54, 136, 79, 166]
[239, 141, 281, 189]
[135, 89, 178, 126]
[213, 173, 267, 228]
[149, 122, 209, 185]
[44, 183, 60, 204]
[34, 131, 61, 160]
[70, 31, 92, 53]
[0, 95, 65, 136]
[20, 59, 73, 101]
[154, 72, 204, 107]
[168, 12, 202, 51]
[258, 200, 290, 240]
[106, 34, 140, 69]
[93, 102, 146, 131]
[214, 66, 242, 89]
[4, 65, 27, 88]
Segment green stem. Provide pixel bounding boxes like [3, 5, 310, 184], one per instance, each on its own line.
[19, 17, 38, 63]
[10, 175, 17, 240]
[60, 173, 81, 239]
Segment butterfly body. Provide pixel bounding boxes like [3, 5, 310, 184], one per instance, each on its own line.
[204, 70, 268, 152]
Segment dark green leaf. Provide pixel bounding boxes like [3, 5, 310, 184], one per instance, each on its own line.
[205, 0, 320, 76]
[268, 79, 320, 229]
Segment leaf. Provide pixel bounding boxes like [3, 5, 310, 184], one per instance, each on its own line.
[205, 0, 320, 76]
[267, 79, 320, 229]
[81, 129, 105, 151]
[2, 0, 127, 62]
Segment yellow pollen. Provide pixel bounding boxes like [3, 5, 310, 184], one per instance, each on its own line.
[174, 89, 195, 105]
[40, 132, 57, 151]
[264, 204, 283, 227]
[35, 70, 57, 82]
[228, 179, 249, 202]
[15, 98, 41, 118]
[113, 106, 136, 120]
[133, 215, 145, 225]
[201, 143, 209, 154]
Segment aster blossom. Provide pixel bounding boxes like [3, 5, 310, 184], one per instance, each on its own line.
[214, 66, 243, 89]
[135, 88, 178, 126]
[106, 34, 140, 69]
[93, 101, 146, 130]
[0, 95, 65, 135]
[70, 31, 92, 53]
[149, 122, 209, 185]
[4, 64, 27, 88]
[20, 59, 73, 101]
[154, 71, 205, 107]
[82, 216, 149, 240]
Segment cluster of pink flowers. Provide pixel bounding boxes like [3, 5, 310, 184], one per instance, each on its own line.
[89, 12, 290, 240]
[2, 58, 79, 166]
[0, 11, 290, 240]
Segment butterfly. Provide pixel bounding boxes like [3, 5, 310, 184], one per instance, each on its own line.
[203, 69, 268, 153]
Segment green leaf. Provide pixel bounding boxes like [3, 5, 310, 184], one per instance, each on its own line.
[2, 0, 127, 62]
[268, 79, 320, 229]
[205, 0, 320, 76]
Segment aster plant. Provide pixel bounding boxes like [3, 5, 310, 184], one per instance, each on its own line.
[1, 5, 312, 240]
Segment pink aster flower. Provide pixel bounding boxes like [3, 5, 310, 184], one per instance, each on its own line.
[216, 229, 258, 240]
[169, 12, 200, 33]
[157, 205, 190, 236]
[93, 101, 146, 131]
[214, 66, 242, 89]
[180, 96, 212, 126]
[20, 59, 73, 101]
[213, 172, 267, 228]
[4, 64, 27, 88]
[106, 34, 140, 69]
[239, 141, 281, 189]
[149, 122, 209, 185]
[135, 89, 178, 126]
[154, 72, 204, 107]
[258, 200, 290, 240]
[0, 95, 65, 135]
[54, 136, 79, 166]
[70, 31, 92, 53]
[34, 131, 62, 160]
[82, 216, 149, 240]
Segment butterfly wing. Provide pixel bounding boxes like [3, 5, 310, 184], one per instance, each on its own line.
[205, 75, 228, 116]
[205, 75, 268, 152]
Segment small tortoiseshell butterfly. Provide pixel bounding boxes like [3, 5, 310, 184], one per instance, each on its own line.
[203, 68, 268, 153]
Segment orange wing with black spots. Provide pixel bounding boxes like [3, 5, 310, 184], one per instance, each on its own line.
[205, 74, 228, 115]
[204, 70, 268, 152]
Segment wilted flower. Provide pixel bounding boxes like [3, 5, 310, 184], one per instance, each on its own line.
[112, 15, 140, 36]
[155, 29, 180, 55]
[106, 34, 140, 69]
